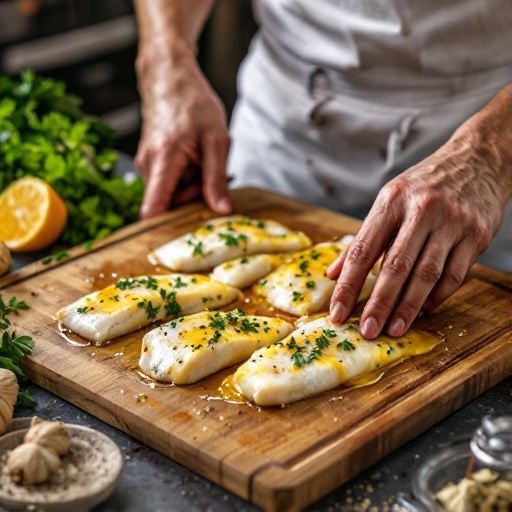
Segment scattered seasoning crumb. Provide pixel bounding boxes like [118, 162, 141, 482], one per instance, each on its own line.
[0, 431, 118, 503]
[136, 393, 147, 403]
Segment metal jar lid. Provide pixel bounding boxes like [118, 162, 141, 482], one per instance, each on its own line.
[470, 415, 512, 472]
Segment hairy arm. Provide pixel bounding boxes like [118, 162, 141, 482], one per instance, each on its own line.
[133, 0, 232, 218]
[328, 83, 512, 339]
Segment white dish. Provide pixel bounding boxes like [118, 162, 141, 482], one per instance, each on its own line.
[0, 423, 123, 512]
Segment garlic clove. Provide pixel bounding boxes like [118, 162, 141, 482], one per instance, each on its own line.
[0, 368, 18, 435]
[24, 420, 71, 456]
[7, 442, 61, 486]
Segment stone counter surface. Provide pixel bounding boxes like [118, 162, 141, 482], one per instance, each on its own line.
[9, 376, 511, 512]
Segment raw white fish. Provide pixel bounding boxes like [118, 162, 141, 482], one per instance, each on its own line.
[231, 315, 441, 406]
[210, 253, 286, 289]
[149, 215, 312, 272]
[139, 309, 294, 384]
[252, 235, 379, 316]
[56, 274, 240, 343]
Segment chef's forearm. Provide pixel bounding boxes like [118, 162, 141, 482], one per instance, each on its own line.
[133, 0, 216, 71]
[461, 82, 512, 200]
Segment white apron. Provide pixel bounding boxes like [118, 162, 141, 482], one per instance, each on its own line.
[227, 0, 512, 272]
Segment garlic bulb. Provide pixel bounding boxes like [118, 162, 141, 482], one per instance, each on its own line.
[0, 241, 10, 277]
[24, 420, 71, 456]
[0, 368, 18, 435]
[7, 442, 60, 486]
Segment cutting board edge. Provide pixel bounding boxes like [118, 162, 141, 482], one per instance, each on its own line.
[249, 335, 512, 512]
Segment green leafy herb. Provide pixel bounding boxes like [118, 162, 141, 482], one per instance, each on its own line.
[299, 260, 309, 274]
[76, 306, 90, 314]
[187, 238, 203, 257]
[208, 313, 226, 331]
[310, 250, 321, 260]
[163, 291, 181, 318]
[337, 338, 356, 351]
[306, 281, 315, 289]
[173, 276, 187, 288]
[386, 344, 395, 355]
[292, 291, 303, 302]
[137, 300, 160, 320]
[218, 233, 249, 247]
[0, 70, 144, 247]
[115, 278, 137, 291]
[240, 317, 260, 334]
[0, 295, 34, 405]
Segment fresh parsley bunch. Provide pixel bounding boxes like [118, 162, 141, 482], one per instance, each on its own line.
[0, 296, 34, 405]
[0, 70, 143, 248]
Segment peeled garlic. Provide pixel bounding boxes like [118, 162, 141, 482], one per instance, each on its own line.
[24, 420, 71, 456]
[7, 442, 60, 486]
[0, 368, 18, 435]
[0, 241, 10, 277]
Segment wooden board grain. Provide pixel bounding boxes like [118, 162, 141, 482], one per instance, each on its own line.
[1, 188, 511, 512]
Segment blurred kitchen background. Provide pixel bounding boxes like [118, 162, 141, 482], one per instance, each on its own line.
[0, 0, 257, 156]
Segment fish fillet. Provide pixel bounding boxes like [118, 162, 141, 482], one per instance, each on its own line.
[139, 309, 294, 384]
[252, 235, 379, 316]
[210, 253, 286, 289]
[56, 274, 240, 343]
[231, 315, 441, 406]
[149, 215, 312, 271]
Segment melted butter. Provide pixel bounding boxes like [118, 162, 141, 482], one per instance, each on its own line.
[218, 376, 247, 404]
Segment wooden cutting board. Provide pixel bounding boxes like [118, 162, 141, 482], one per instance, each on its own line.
[2, 188, 512, 512]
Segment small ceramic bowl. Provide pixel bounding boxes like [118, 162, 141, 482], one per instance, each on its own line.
[0, 422, 123, 512]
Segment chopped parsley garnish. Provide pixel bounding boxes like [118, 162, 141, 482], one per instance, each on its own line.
[299, 260, 309, 274]
[337, 338, 355, 351]
[138, 276, 158, 290]
[116, 278, 137, 291]
[218, 232, 249, 247]
[386, 344, 395, 355]
[310, 250, 321, 260]
[187, 238, 203, 257]
[207, 331, 222, 348]
[173, 276, 187, 288]
[292, 291, 303, 302]
[306, 281, 315, 289]
[163, 291, 181, 318]
[76, 306, 90, 314]
[209, 313, 226, 331]
[240, 318, 260, 334]
[137, 300, 160, 320]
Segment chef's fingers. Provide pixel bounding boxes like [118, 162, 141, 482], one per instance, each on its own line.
[140, 147, 188, 219]
[329, 190, 402, 325]
[201, 131, 232, 215]
[359, 208, 433, 339]
[386, 232, 454, 337]
[423, 239, 477, 312]
[173, 181, 203, 206]
[326, 248, 346, 279]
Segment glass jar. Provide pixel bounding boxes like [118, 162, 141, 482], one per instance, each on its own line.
[411, 416, 512, 511]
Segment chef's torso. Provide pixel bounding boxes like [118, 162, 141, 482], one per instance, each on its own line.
[253, 0, 512, 80]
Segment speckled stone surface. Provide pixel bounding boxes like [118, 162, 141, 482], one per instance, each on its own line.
[10, 376, 510, 512]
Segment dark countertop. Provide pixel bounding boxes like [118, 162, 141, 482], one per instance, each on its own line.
[12, 375, 511, 511]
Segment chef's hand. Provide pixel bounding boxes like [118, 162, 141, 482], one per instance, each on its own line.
[135, 42, 232, 219]
[327, 85, 512, 339]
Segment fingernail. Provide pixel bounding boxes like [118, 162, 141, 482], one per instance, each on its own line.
[388, 317, 405, 337]
[217, 197, 231, 214]
[330, 301, 346, 322]
[361, 316, 379, 339]
[326, 262, 336, 274]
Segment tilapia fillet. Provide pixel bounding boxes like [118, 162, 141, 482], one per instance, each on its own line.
[149, 215, 312, 272]
[252, 235, 379, 316]
[210, 253, 286, 289]
[56, 274, 240, 343]
[231, 316, 441, 406]
[139, 309, 294, 384]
